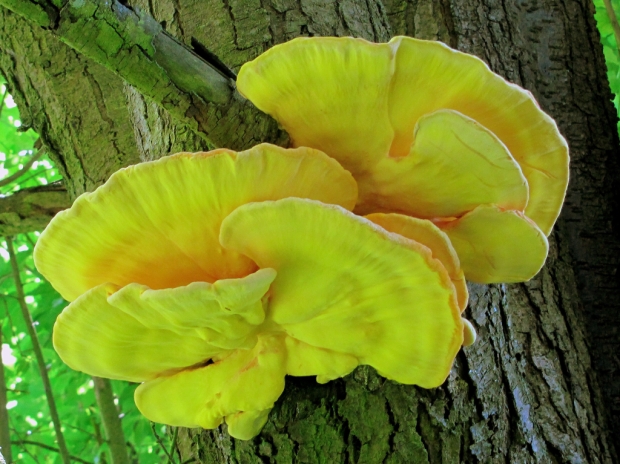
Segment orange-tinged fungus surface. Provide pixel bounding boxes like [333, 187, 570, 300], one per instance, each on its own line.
[34, 144, 357, 301]
[39, 145, 470, 439]
[237, 36, 569, 283]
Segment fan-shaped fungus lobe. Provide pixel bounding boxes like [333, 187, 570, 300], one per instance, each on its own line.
[37, 144, 468, 439]
[237, 36, 569, 283]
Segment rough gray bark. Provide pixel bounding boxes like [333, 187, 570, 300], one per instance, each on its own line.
[0, 0, 618, 463]
[447, 0, 620, 453]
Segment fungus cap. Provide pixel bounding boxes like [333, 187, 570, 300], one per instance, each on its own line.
[220, 198, 465, 388]
[34, 143, 357, 301]
[42, 146, 469, 439]
[365, 212, 468, 312]
[237, 36, 569, 283]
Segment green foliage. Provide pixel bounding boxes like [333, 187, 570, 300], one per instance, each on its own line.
[593, 0, 620, 131]
[0, 88, 58, 195]
[1, 80, 171, 462]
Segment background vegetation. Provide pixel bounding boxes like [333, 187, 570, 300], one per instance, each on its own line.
[594, 0, 620, 127]
[1, 0, 619, 461]
[0, 79, 175, 462]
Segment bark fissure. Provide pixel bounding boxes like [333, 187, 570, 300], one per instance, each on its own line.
[438, 0, 457, 46]
[222, 0, 241, 49]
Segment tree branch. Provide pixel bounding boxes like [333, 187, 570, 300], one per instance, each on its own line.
[12, 440, 91, 463]
[92, 377, 130, 464]
[603, 0, 620, 56]
[167, 427, 178, 464]
[0, 149, 45, 188]
[0, 182, 70, 235]
[5, 237, 71, 464]
[0, 0, 287, 150]
[150, 423, 176, 463]
[0, 85, 8, 120]
[0, 321, 12, 464]
[1, 0, 231, 101]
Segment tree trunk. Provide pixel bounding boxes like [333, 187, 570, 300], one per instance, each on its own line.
[1, 0, 618, 463]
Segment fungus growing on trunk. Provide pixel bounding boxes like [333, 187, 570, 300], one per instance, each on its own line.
[36, 35, 570, 440]
[36, 144, 469, 439]
[237, 36, 569, 283]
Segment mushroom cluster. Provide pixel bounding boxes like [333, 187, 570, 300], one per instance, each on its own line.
[34, 37, 568, 440]
[237, 36, 569, 283]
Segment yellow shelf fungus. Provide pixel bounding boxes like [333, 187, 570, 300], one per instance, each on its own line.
[237, 36, 569, 283]
[34, 144, 357, 301]
[36, 144, 470, 439]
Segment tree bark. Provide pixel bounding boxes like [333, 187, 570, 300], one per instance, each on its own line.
[1, 0, 618, 463]
[0, 0, 288, 150]
[0, 9, 141, 198]
[0, 183, 69, 236]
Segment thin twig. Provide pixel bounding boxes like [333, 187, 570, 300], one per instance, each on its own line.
[3, 303, 31, 368]
[1, 303, 26, 365]
[73, 404, 103, 464]
[167, 427, 179, 464]
[0, 319, 12, 464]
[126, 440, 139, 463]
[603, 0, 620, 56]
[5, 388, 28, 394]
[8, 422, 40, 463]
[0, 273, 13, 286]
[0, 86, 7, 120]
[5, 236, 72, 464]
[22, 265, 41, 277]
[24, 232, 37, 250]
[13, 440, 91, 463]
[150, 423, 176, 462]
[0, 149, 45, 188]
[0, 86, 9, 122]
[63, 421, 99, 438]
[87, 404, 107, 464]
[0, 166, 58, 195]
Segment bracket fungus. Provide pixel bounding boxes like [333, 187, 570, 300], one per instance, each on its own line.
[237, 36, 570, 283]
[36, 36, 567, 440]
[36, 144, 471, 439]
